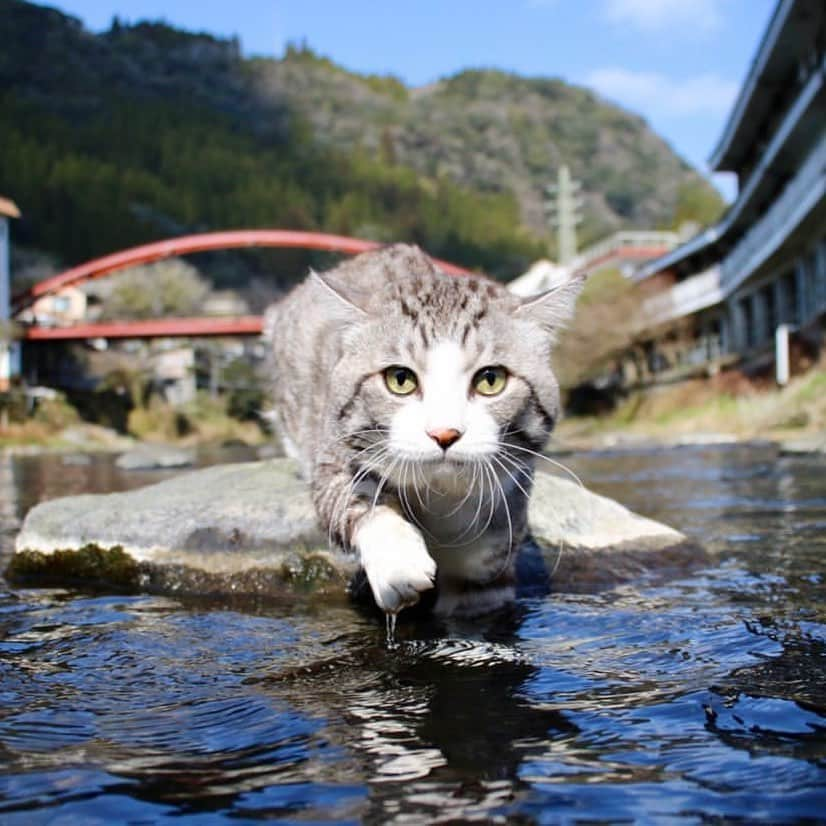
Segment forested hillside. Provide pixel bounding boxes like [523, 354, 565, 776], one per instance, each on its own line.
[0, 0, 723, 287]
[263, 44, 724, 239]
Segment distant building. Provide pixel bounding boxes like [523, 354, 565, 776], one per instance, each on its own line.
[509, 259, 570, 296]
[20, 286, 88, 328]
[631, 0, 826, 380]
[153, 345, 196, 406]
[510, 230, 682, 298]
[202, 289, 249, 317]
[0, 195, 21, 391]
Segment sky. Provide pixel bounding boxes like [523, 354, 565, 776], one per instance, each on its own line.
[54, 0, 778, 201]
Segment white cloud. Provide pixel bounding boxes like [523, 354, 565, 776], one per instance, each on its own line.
[603, 0, 722, 32]
[586, 67, 739, 117]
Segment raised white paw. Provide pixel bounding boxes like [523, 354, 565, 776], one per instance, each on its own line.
[355, 506, 437, 614]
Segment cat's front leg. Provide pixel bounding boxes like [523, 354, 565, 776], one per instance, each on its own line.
[355, 505, 436, 614]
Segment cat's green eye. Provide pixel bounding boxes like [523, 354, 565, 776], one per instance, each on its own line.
[384, 365, 418, 396]
[473, 365, 508, 396]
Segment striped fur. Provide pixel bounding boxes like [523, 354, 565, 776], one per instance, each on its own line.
[265, 244, 583, 617]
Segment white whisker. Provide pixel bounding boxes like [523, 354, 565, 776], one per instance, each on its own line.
[411, 462, 430, 510]
[488, 458, 513, 564]
[480, 460, 498, 536]
[371, 454, 401, 513]
[326, 440, 394, 549]
[547, 537, 565, 580]
[440, 464, 480, 518]
[499, 441, 584, 489]
[491, 454, 531, 500]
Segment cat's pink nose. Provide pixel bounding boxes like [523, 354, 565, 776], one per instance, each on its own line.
[427, 428, 463, 450]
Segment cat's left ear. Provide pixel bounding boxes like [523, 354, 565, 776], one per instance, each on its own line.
[513, 273, 586, 338]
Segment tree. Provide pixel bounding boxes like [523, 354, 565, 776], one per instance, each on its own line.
[99, 259, 210, 319]
[553, 268, 640, 389]
[672, 180, 726, 229]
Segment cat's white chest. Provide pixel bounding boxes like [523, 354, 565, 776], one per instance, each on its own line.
[415, 491, 517, 616]
[406, 486, 512, 586]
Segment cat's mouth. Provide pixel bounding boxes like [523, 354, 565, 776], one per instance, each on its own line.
[413, 450, 494, 469]
[384, 442, 498, 470]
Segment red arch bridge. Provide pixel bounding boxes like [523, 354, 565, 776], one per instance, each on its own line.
[14, 230, 472, 341]
[14, 228, 676, 342]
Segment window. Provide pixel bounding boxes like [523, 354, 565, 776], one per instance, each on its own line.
[52, 296, 71, 314]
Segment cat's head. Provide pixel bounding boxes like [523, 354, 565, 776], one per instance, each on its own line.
[313, 245, 583, 482]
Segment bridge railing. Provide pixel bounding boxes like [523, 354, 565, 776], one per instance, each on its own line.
[572, 230, 680, 273]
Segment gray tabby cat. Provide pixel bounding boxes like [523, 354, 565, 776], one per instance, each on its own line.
[265, 244, 583, 617]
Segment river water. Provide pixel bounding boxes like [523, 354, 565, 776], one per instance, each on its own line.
[0, 443, 824, 823]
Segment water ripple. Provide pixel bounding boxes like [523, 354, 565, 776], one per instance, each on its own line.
[0, 445, 825, 821]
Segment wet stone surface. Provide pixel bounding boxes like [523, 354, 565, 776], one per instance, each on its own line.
[9, 459, 700, 598]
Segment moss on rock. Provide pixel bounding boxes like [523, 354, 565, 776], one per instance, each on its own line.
[7, 544, 140, 591]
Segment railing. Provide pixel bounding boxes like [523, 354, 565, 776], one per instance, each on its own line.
[20, 317, 265, 341]
[724, 53, 825, 230]
[634, 55, 825, 288]
[573, 230, 680, 271]
[721, 133, 826, 293]
[640, 265, 723, 327]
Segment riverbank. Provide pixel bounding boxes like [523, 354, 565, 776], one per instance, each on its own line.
[0, 391, 268, 453]
[3, 364, 825, 456]
[556, 361, 826, 451]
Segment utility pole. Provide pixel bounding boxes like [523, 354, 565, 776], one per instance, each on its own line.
[545, 165, 583, 266]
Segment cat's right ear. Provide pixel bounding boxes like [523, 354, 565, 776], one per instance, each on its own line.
[512, 273, 585, 339]
[308, 270, 370, 324]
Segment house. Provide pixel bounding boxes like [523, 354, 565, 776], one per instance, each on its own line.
[154, 344, 196, 406]
[22, 286, 88, 327]
[202, 289, 249, 317]
[630, 0, 826, 382]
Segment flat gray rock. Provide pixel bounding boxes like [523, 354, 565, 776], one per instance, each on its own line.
[61, 454, 93, 467]
[115, 445, 195, 470]
[778, 434, 826, 455]
[527, 472, 698, 591]
[9, 459, 702, 600]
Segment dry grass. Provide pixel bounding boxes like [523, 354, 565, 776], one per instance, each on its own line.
[2, 392, 267, 450]
[559, 360, 826, 443]
[0, 419, 58, 447]
[0, 395, 81, 448]
[127, 394, 267, 446]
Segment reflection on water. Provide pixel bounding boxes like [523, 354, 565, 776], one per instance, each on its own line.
[0, 443, 824, 822]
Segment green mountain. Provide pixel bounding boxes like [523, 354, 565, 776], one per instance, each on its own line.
[262, 45, 724, 239]
[0, 0, 723, 287]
